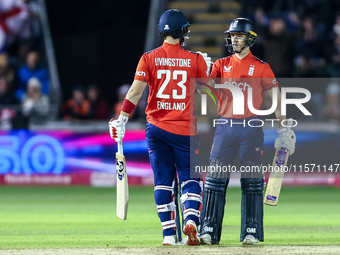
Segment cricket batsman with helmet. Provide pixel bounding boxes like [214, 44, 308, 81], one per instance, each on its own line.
[199, 18, 296, 245]
[109, 9, 212, 246]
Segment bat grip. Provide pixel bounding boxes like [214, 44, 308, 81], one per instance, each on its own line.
[286, 118, 294, 131]
[117, 139, 124, 156]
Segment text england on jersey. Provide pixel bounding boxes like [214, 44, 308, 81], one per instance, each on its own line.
[157, 101, 186, 111]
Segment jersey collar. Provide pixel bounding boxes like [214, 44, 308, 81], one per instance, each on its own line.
[232, 51, 253, 61]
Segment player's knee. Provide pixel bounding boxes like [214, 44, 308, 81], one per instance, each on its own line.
[154, 185, 173, 204]
[207, 158, 230, 179]
[181, 179, 201, 194]
[240, 161, 263, 179]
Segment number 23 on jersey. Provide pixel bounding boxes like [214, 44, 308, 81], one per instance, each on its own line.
[156, 70, 187, 100]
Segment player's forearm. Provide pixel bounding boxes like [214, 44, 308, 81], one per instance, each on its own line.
[120, 80, 147, 117]
[274, 108, 286, 127]
[125, 89, 143, 105]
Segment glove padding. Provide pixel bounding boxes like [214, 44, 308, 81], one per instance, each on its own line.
[274, 126, 296, 155]
[197, 51, 213, 76]
[109, 115, 128, 142]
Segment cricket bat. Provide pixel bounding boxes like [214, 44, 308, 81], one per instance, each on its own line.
[116, 139, 129, 220]
[264, 119, 293, 206]
[264, 147, 290, 206]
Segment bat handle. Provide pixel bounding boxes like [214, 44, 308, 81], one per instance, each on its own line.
[117, 139, 124, 156]
[286, 118, 294, 131]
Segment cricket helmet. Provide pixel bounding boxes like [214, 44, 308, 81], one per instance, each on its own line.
[158, 9, 190, 46]
[224, 18, 257, 53]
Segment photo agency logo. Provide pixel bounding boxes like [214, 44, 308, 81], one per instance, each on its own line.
[197, 83, 221, 111]
[198, 79, 312, 127]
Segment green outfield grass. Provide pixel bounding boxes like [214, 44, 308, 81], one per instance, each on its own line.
[0, 186, 339, 249]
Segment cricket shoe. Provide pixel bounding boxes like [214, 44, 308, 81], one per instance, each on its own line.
[162, 235, 177, 246]
[199, 233, 212, 245]
[183, 220, 200, 246]
[242, 235, 258, 245]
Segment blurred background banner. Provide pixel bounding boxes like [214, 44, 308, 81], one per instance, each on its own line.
[0, 129, 153, 186]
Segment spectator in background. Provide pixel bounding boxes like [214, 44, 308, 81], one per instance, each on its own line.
[332, 15, 340, 37]
[0, 78, 19, 130]
[324, 82, 340, 120]
[61, 85, 90, 120]
[23, 0, 41, 32]
[295, 17, 322, 59]
[0, 78, 18, 105]
[261, 18, 296, 77]
[21, 77, 49, 118]
[87, 84, 109, 120]
[16, 51, 49, 100]
[254, 6, 270, 28]
[0, 53, 15, 89]
[284, 11, 300, 32]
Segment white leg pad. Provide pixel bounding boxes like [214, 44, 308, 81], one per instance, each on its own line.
[156, 201, 176, 213]
[162, 220, 177, 230]
[180, 192, 202, 204]
[183, 208, 200, 219]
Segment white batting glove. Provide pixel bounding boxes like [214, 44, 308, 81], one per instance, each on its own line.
[197, 51, 213, 76]
[274, 126, 296, 155]
[108, 115, 128, 142]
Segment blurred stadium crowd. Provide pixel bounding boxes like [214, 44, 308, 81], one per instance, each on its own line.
[0, 0, 340, 131]
[239, 0, 340, 120]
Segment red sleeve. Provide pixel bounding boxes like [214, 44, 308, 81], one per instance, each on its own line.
[262, 63, 278, 90]
[134, 53, 149, 83]
[197, 54, 210, 79]
[210, 59, 221, 79]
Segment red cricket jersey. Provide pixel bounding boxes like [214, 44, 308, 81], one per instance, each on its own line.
[134, 42, 209, 135]
[211, 52, 278, 119]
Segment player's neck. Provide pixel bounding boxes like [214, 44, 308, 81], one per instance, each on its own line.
[164, 36, 180, 45]
[235, 48, 251, 60]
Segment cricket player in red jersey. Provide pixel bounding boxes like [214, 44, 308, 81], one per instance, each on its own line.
[199, 18, 296, 245]
[109, 9, 212, 246]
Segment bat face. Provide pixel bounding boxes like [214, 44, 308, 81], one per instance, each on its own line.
[264, 147, 290, 206]
[117, 158, 125, 181]
[275, 148, 288, 166]
[265, 118, 294, 206]
[116, 151, 128, 220]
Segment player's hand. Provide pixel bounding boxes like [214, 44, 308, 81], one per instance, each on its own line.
[197, 51, 213, 75]
[109, 115, 128, 142]
[274, 126, 296, 155]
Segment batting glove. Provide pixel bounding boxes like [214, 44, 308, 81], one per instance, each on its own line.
[274, 126, 296, 155]
[109, 115, 128, 142]
[197, 51, 214, 76]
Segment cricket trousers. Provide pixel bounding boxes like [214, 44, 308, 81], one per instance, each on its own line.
[146, 123, 202, 237]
